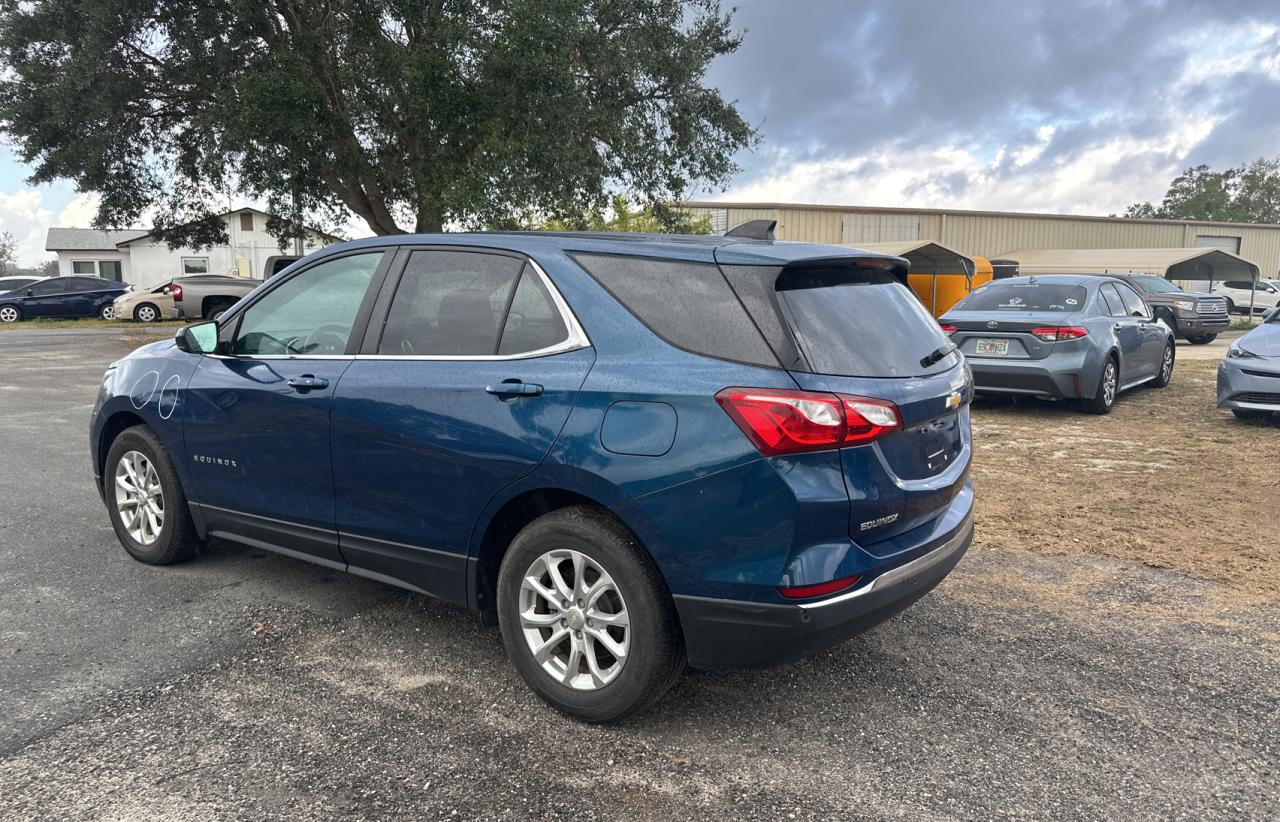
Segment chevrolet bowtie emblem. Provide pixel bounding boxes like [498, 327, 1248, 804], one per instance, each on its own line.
[945, 391, 963, 410]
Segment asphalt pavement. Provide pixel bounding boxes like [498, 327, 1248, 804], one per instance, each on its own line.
[0, 327, 1276, 820]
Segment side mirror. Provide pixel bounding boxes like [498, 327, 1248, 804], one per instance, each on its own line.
[175, 321, 219, 354]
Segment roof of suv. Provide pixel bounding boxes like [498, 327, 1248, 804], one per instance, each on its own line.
[315, 231, 909, 267]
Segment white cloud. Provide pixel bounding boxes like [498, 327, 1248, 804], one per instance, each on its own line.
[714, 116, 1220, 218]
[57, 192, 100, 228]
[0, 190, 56, 267]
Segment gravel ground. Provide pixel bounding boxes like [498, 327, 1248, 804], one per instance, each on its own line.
[1, 328, 1277, 820]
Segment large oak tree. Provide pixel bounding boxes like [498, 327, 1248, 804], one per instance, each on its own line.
[0, 0, 754, 247]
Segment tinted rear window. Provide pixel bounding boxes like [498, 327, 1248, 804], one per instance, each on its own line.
[571, 253, 780, 368]
[776, 266, 957, 378]
[956, 283, 1087, 312]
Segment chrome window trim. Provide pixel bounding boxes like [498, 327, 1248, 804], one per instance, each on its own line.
[223, 257, 591, 362]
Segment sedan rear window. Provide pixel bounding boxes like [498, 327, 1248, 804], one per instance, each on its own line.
[956, 283, 1087, 312]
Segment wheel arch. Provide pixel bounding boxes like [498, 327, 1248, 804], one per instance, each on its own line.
[95, 410, 149, 489]
[468, 473, 675, 617]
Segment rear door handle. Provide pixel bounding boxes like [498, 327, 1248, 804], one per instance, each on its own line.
[286, 375, 329, 390]
[485, 381, 543, 398]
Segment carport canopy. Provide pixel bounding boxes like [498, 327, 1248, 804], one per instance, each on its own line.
[842, 241, 974, 276]
[1002, 247, 1260, 284]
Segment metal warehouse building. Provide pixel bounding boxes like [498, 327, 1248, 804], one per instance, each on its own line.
[682, 201, 1280, 276]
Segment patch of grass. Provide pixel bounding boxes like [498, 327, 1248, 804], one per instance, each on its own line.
[0, 318, 186, 330]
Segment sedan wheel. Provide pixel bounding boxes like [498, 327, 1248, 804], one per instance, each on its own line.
[1082, 358, 1117, 414]
[135, 304, 158, 322]
[100, 304, 116, 320]
[1154, 343, 1174, 388]
[0, 305, 19, 323]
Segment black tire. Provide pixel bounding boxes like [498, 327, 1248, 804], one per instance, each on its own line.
[0, 304, 21, 323]
[1232, 408, 1272, 421]
[1152, 341, 1175, 388]
[104, 426, 201, 565]
[134, 303, 160, 322]
[1223, 297, 1236, 314]
[1187, 334, 1217, 345]
[497, 506, 684, 723]
[206, 302, 233, 321]
[1081, 355, 1118, 414]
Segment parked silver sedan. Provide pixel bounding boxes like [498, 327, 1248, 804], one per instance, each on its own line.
[1217, 306, 1280, 420]
[941, 275, 1175, 414]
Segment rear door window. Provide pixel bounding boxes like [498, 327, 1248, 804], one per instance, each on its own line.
[956, 282, 1088, 312]
[775, 266, 956, 378]
[1115, 284, 1149, 318]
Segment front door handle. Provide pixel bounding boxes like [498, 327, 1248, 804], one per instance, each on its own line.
[485, 381, 543, 398]
[287, 375, 329, 390]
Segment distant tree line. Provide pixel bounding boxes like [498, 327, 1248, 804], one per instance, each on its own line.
[1124, 158, 1280, 224]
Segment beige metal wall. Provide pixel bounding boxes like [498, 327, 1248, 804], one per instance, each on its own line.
[686, 204, 1280, 275]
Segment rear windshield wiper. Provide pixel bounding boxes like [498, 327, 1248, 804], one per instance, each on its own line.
[920, 343, 958, 368]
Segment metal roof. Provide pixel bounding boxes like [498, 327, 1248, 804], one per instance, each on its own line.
[45, 227, 148, 251]
[841, 241, 973, 274]
[1003, 247, 1260, 282]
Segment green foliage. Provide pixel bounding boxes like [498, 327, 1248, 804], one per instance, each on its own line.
[0, 231, 14, 273]
[0, 0, 755, 248]
[528, 194, 712, 233]
[1125, 159, 1280, 223]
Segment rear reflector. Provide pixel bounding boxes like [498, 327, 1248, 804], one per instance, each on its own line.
[1030, 326, 1087, 341]
[778, 575, 861, 600]
[716, 387, 902, 456]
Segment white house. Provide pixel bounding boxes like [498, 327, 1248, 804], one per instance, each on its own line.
[44, 208, 341, 288]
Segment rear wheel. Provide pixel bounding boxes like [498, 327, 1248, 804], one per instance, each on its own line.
[497, 506, 684, 723]
[105, 426, 200, 565]
[1082, 356, 1118, 414]
[1224, 297, 1236, 314]
[1152, 341, 1174, 388]
[134, 303, 160, 322]
[99, 303, 116, 320]
[1187, 333, 1217, 345]
[206, 301, 234, 321]
[0, 304, 20, 323]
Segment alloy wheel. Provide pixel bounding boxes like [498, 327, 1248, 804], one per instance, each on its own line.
[1103, 362, 1117, 406]
[0, 306, 17, 323]
[1161, 346, 1173, 382]
[101, 305, 116, 320]
[518, 548, 630, 690]
[137, 305, 157, 322]
[115, 450, 165, 545]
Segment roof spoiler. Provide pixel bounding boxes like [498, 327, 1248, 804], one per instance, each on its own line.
[725, 219, 777, 241]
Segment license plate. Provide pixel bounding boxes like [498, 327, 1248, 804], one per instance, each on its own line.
[974, 338, 1009, 356]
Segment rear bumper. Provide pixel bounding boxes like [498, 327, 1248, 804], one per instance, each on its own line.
[673, 510, 973, 670]
[967, 355, 1087, 399]
[170, 306, 187, 319]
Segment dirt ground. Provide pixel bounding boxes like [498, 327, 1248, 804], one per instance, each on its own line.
[970, 356, 1280, 602]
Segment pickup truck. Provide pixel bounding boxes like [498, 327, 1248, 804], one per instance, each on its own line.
[170, 275, 261, 321]
[1105, 274, 1230, 344]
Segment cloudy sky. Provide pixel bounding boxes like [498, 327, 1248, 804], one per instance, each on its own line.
[3, 0, 1280, 265]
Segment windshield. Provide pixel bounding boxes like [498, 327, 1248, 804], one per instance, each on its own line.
[1128, 275, 1180, 293]
[954, 282, 1088, 312]
[776, 271, 957, 378]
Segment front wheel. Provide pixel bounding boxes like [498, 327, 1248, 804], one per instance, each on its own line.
[0, 304, 20, 323]
[99, 303, 116, 320]
[1187, 333, 1217, 345]
[1152, 341, 1174, 388]
[134, 303, 160, 322]
[497, 506, 684, 723]
[105, 426, 201, 565]
[1082, 357, 1118, 414]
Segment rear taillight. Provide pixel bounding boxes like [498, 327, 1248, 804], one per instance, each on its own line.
[939, 323, 958, 335]
[778, 574, 861, 600]
[715, 388, 902, 456]
[170, 283, 183, 301]
[1030, 326, 1087, 341]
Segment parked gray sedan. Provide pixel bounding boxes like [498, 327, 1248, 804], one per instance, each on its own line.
[1217, 306, 1280, 420]
[941, 275, 1175, 414]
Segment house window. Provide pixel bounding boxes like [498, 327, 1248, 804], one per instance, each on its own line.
[99, 261, 123, 281]
[72, 261, 96, 274]
[182, 257, 209, 274]
[240, 212, 254, 231]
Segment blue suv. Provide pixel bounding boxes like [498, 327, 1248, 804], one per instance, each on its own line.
[90, 231, 974, 721]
